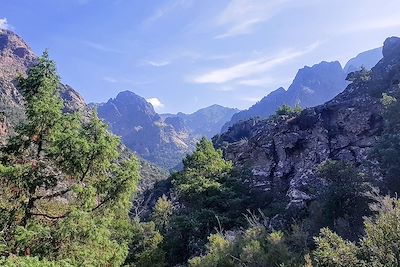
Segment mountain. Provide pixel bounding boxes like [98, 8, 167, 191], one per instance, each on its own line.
[163, 104, 239, 138]
[214, 36, 400, 226]
[96, 90, 197, 169]
[222, 61, 347, 132]
[96, 93, 238, 168]
[0, 29, 86, 141]
[344, 47, 383, 73]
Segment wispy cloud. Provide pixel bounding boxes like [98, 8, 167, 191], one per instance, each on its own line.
[144, 0, 192, 26]
[0, 18, 9, 30]
[144, 60, 171, 67]
[190, 42, 320, 84]
[147, 97, 165, 110]
[215, 0, 291, 39]
[82, 41, 124, 54]
[103, 76, 119, 83]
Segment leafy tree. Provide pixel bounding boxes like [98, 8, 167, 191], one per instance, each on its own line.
[151, 195, 173, 234]
[373, 91, 400, 193]
[315, 160, 373, 239]
[0, 52, 140, 265]
[276, 104, 293, 116]
[125, 219, 165, 267]
[313, 196, 400, 267]
[275, 103, 302, 116]
[190, 227, 297, 267]
[164, 138, 246, 265]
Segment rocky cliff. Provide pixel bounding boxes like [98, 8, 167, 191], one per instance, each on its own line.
[214, 37, 400, 223]
[222, 61, 348, 132]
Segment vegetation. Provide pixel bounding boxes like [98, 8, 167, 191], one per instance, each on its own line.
[373, 92, 400, 193]
[0, 52, 140, 266]
[276, 103, 303, 116]
[160, 138, 248, 265]
[313, 196, 400, 267]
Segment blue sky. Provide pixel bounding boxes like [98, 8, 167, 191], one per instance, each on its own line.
[1, 0, 400, 113]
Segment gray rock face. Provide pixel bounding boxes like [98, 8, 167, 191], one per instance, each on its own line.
[215, 37, 400, 219]
[222, 61, 347, 133]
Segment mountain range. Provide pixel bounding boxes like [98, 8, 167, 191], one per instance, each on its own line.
[0, 28, 384, 172]
[221, 48, 383, 132]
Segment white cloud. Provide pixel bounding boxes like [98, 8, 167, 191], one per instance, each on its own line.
[190, 42, 320, 84]
[215, 0, 291, 38]
[145, 60, 171, 67]
[147, 98, 165, 110]
[0, 18, 9, 30]
[82, 41, 124, 54]
[103, 76, 118, 83]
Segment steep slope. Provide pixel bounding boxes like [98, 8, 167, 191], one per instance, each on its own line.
[344, 47, 382, 73]
[214, 37, 400, 224]
[97, 91, 196, 169]
[222, 61, 347, 132]
[164, 104, 239, 138]
[0, 29, 85, 140]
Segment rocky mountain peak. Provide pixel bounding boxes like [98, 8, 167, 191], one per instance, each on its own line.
[222, 61, 347, 133]
[96, 90, 196, 169]
[382, 36, 400, 58]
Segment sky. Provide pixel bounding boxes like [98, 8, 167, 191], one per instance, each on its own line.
[1, 0, 400, 113]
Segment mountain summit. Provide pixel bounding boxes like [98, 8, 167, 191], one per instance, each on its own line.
[222, 61, 347, 132]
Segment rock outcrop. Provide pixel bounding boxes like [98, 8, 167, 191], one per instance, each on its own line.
[215, 37, 400, 221]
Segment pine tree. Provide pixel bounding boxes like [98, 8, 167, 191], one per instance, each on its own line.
[0, 52, 140, 266]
